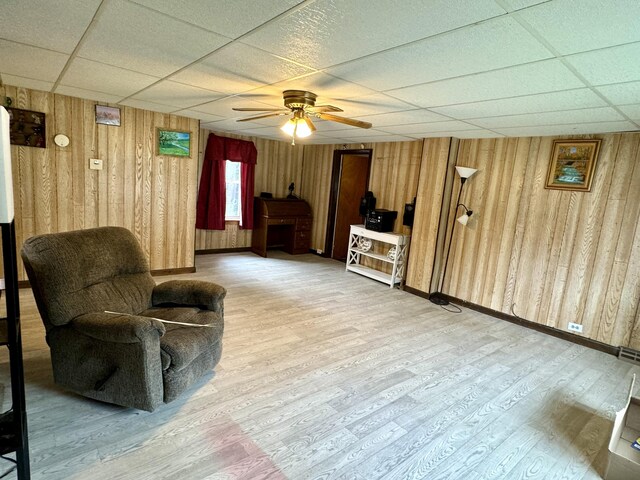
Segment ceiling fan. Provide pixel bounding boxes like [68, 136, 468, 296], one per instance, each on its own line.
[232, 90, 372, 144]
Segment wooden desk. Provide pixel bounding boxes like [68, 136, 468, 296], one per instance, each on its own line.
[251, 197, 312, 257]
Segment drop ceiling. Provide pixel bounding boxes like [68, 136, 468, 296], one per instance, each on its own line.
[1, 0, 639, 144]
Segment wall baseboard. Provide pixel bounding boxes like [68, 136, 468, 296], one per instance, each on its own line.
[151, 267, 196, 276]
[196, 247, 251, 255]
[404, 286, 620, 357]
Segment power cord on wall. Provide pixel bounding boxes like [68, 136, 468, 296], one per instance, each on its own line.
[510, 303, 523, 320]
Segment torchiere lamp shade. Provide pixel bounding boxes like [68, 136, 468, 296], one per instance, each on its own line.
[0, 107, 14, 223]
[455, 166, 478, 180]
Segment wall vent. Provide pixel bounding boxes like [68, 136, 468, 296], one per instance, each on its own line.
[618, 347, 640, 365]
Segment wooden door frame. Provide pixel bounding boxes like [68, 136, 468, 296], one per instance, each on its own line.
[324, 149, 373, 258]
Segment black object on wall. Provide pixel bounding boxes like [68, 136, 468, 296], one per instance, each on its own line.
[359, 191, 376, 216]
[403, 197, 416, 227]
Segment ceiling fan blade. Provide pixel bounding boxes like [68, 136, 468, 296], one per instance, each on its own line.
[232, 107, 289, 112]
[237, 112, 290, 122]
[306, 105, 343, 113]
[316, 113, 372, 129]
[304, 116, 316, 132]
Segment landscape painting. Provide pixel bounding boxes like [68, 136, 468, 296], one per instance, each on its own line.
[157, 129, 191, 157]
[545, 139, 601, 192]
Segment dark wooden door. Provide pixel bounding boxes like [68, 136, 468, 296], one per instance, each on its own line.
[331, 154, 370, 260]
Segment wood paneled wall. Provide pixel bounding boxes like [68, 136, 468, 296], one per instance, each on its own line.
[299, 143, 340, 253]
[194, 130, 303, 251]
[441, 134, 640, 349]
[300, 140, 424, 253]
[405, 137, 455, 292]
[0, 85, 199, 279]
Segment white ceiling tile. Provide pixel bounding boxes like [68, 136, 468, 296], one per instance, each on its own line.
[0, 40, 68, 82]
[54, 85, 123, 104]
[517, 0, 640, 55]
[450, 130, 504, 138]
[594, 82, 640, 105]
[430, 88, 607, 119]
[172, 43, 314, 95]
[173, 109, 226, 123]
[316, 128, 393, 139]
[131, 0, 303, 38]
[471, 107, 625, 128]
[387, 59, 585, 107]
[500, 0, 548, 11]
[382, 121, 480, 134]
[0, 0, 101, 53]
[263, 72, 377, 101]
[78, 0, 229, 77]
[241, 0, 506, 68]
[60, 58, 159, 97]
[493, 121, 638, 137]
[617, 104, 640, 120]
[337, 134, 416, 143]
[355, 109, 450, 126]
[193, 96, 277, 117]
[321, 93, 417, 118]
[402, 129, 502, 139]
[131, 81, 224, 109]
[0, 74, 54, 93]
[566, 43, 640, 86]
[326, 17, 552, 90]
[118, 99, 177, 114]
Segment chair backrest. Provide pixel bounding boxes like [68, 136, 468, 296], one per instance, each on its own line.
[21, 227, 156, 331]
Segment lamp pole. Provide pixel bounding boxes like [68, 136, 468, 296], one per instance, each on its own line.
[429, 166, 476, 306]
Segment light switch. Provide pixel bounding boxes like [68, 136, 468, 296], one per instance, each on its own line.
[89, 158, 103, 170]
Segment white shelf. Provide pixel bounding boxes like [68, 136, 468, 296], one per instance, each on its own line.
[346, 264, 399, 285]
[350, 248, 394, 263]
[346, 224, 410, 289]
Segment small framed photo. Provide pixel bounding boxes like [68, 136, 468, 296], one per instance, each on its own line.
[6, 107, 46, 148]
[95, 105, 121, 126]
[157, 128, 191, 157]
[545, 139, 601, 192]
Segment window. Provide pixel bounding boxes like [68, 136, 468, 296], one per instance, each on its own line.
[224, 160, 242, 221]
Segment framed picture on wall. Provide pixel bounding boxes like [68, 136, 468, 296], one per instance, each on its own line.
[545, 139, 601, 192]
[95, 105, 121, 126]
[6, 107, 46, 147]
[157, 128, 191, 157]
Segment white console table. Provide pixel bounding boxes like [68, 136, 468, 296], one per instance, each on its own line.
[346, 224, 410, 288]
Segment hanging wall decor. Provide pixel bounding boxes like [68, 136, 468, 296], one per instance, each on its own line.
[6, 107, 46, 148]
[157, 128, 191, 157]
[95, 105, 121, 126]
[545, 139, 601, 192]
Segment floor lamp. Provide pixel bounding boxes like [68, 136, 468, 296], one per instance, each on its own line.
[429, 166, 478, 306]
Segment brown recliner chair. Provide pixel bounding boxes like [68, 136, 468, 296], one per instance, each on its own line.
[21, 226, 225, 411]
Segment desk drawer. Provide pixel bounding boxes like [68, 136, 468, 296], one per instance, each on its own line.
[296, 218, 312, 231]
[294, 230, 311, 250]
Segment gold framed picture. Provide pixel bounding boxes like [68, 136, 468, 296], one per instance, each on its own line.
[545, 139, 601, 192]
[156, 128, 191, 157]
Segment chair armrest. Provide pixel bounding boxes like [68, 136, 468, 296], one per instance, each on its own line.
[71, 312, 166, 343]
[152, 280, 226, 313]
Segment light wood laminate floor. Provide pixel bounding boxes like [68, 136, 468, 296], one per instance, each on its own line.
[1, 251, 639, 479]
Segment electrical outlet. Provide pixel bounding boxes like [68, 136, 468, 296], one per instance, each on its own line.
[568, 322, 583, 333]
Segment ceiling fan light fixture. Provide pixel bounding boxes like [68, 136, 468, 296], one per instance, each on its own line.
[281, 110, 312, 139]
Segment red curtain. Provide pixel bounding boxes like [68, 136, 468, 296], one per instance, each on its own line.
[195, 133, 257, 230]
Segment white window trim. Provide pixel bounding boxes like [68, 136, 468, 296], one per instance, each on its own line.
[224, 160, 242, 223]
